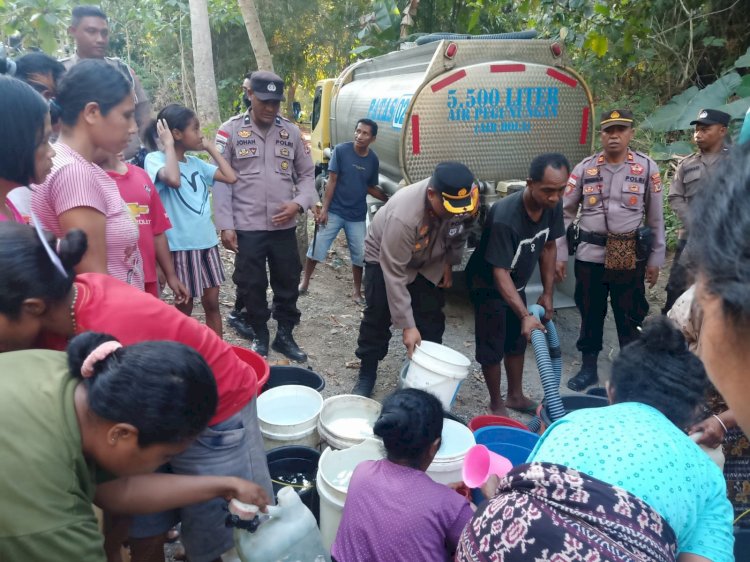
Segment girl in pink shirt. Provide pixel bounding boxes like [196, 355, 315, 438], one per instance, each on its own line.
[0, 77, 55, 223]
[30, 59, 144, 289]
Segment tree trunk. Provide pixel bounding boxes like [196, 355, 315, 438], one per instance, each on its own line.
[400, 0, 420, 38]
[286, 79, 297, 119]
[188, 0, 221, 126]
[237, 0, 274, 71]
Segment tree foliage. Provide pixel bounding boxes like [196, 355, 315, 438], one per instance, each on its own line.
[1, 0, 748, 129]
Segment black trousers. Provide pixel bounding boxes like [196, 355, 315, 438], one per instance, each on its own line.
[574, 260, 649, 354]
[235, 228, 302, 327]
[663, 238, 689, 314]
[355, 262, 446, 364]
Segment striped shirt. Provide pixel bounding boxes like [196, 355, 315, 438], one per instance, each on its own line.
[31, 143, 144, 289]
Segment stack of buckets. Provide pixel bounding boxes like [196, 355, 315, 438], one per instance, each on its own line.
[316, 395, 384, 550]
[256, 364, 327, 524]
[465, 416, 540, 503]
[254, 340, 484, 552]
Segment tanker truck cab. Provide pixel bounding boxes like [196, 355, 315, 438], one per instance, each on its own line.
[311, 34, 594, 304]
[310, 78, 335, 184]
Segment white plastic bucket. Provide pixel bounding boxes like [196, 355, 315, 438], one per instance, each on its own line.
[257, 385, 323, 451]
[401, 341, 471, 411]
[260, 425, 320, 451]
[318, 395, 382, 450]
[426, 419, 476, 485]
[316, 438, 385, 550]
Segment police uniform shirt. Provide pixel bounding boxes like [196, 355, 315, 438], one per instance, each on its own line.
[212, 112, 316, 231]
[556, 150, 666, 268]
[59, 54, 150, 160]
[364, 179, 469, 330]
[668, 146, 730, 239]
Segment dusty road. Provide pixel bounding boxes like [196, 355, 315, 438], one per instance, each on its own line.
[207, 228, 671, 427]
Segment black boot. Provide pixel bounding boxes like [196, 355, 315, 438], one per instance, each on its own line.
[227, 310, 255, 340]
[351, 360, 377, 397]
[567, 353, 598, 391]
[272, 324, 307, 363]
[251, 325, 270, 358]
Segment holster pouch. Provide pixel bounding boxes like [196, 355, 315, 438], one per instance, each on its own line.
[636, 226, 653, 262]
[566, 222, 580, 256]
[604, 231, 637, 271]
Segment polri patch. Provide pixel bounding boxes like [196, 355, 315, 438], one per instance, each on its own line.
[279, 129, 289, 140]
[585, 167, 598, 176]
[630, 163, 644, 175]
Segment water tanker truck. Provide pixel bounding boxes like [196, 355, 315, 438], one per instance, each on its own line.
[310, 33, 595, 304]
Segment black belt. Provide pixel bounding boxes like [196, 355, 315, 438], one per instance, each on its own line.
[580, 230, 607, 247]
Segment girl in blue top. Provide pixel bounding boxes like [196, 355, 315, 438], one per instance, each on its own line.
[144, 104, 237, 337]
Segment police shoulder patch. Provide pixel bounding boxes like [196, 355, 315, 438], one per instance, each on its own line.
[651, 173, 662, 192]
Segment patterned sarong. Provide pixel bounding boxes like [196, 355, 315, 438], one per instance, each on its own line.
[456, 462, 677, 562]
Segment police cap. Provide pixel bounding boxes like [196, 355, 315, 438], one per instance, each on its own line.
[690, 108, 730, 127]
[600, 109, 634, 130]
[430, 161, 478, 214]
[250, 70, 285, 102]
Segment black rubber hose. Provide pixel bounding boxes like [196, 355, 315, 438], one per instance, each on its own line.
[415, 30, 537, 45]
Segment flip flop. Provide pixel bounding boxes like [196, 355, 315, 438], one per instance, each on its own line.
[507, 401, 540, 416]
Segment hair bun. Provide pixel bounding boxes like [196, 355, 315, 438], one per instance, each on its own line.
[641, 316, 687, 354]
[57, 229, 88, 271]
[373, 412, 403, 439]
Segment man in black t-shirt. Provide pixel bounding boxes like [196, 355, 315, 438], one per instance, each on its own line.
[466, 153, 568, 416]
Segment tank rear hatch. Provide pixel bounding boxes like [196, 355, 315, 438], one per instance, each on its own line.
[403, 59, 592, 183]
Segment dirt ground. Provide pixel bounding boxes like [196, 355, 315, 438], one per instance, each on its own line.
[204, 224, 672, 427]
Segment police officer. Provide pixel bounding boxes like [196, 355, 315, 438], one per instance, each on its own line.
[663, 108, 731, 313]
[556, 109, 665, 391]
[213, 71, 317, 361]
[60, 5, 151, 162]
[351, 161, 478, 397]
[226, 71, 256, 341]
